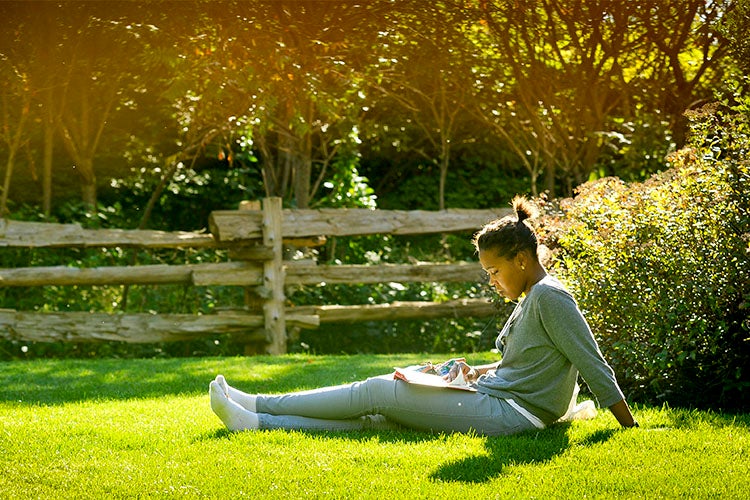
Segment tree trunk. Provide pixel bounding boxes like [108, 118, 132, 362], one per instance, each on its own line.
[439, 159, 448, 211]
[1, 151, 16, 217]
[77, 157, 97, 210]
[293, 98, 314, 209]
[0, 93, 30, 216]
[43, 118, 54, 216]
[544, 162, 556, 198]
[295, 155, 311, 209]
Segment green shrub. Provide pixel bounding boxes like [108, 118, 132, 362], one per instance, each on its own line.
[543, 99, 749, 411]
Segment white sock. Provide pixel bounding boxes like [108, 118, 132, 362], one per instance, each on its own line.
[215, 374, 257, 412]
[214, 374, 230, 397]
[209, 381, 259, 431]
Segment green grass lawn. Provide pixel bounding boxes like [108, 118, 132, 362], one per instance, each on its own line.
[1, 354, 748, 499]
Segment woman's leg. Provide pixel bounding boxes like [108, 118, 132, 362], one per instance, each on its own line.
[257, 412, 402, 432]
[210, 380, 400, 432]
[251, 374, 535, 436]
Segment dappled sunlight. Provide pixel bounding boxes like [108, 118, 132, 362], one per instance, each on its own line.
[1, 358, 212, 405]
[0, 354, 471, 405]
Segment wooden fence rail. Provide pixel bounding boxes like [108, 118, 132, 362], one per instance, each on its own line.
[0, 261, 485, 287]
[0, 198, 510, 354]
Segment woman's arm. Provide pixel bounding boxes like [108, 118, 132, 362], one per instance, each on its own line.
[445, 360, 500, 382]
[609, 399, 639, 428]
[473, 361, 501, 376]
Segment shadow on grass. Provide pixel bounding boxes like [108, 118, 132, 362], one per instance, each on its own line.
[196, 428, 236, 441]
[192, 426, 447, 447]
[0, 354, 432, 405]
[192, 416, 597, 484]
[429, 424, 580, 483]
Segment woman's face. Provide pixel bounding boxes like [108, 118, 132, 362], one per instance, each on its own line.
[479, 249, 527, 301]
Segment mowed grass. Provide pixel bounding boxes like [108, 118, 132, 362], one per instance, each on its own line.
[1, 354, 748, 499]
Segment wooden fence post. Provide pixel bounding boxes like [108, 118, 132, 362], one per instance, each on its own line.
[262, 197, 287, 354]
[235, 200, 266, 355]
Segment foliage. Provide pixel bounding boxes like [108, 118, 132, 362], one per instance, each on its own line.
[721, 0, 750, 74]
[1, 0, 739, 210]
[106, 162, 265, 231]
[366, 160, 530, 211]
[475, 0, 733, 196]
[544, 96, 750, 411]
[311, 160, 376, 210]
[1, 356, 749, 499]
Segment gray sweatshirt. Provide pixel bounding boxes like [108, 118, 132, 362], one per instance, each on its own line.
[476, 276, 625, 425]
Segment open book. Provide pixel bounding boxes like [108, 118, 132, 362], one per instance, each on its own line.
[393, 360, 477, 391]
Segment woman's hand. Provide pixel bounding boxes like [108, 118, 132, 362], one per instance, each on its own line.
[609, 399, 639, 428]
[444, 360, 478, 383]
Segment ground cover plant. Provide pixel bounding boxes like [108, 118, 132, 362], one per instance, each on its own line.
[2, 355, 748, 499]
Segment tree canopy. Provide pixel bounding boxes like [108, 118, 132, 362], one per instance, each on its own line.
[0, 0, 745, 220]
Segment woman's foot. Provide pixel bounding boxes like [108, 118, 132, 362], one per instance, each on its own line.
[214, 374, 257, 412]
[214, 374, 229, 397]
[209, 380, 259, 431]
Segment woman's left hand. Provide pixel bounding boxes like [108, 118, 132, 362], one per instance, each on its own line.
[444, 361, 477, 383]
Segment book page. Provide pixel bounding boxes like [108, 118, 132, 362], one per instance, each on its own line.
[393, 367, 477, 391]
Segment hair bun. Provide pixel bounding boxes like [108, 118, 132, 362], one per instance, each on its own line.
[473, 195, 540, 258]
[512, 196, 538, 223]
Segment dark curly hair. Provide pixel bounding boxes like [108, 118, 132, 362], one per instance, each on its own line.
[472, 196, 539, 259]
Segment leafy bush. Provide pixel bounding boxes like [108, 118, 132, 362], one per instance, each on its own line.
[543, 98, 749, 411]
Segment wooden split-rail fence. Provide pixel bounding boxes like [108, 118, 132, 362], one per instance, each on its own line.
[0, 198, 510, 354]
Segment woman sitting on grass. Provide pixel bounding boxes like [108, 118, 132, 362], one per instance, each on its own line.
[209, 197, 638, 435]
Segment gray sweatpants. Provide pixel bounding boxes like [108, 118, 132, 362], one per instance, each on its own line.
[255, 374, 537, 436]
